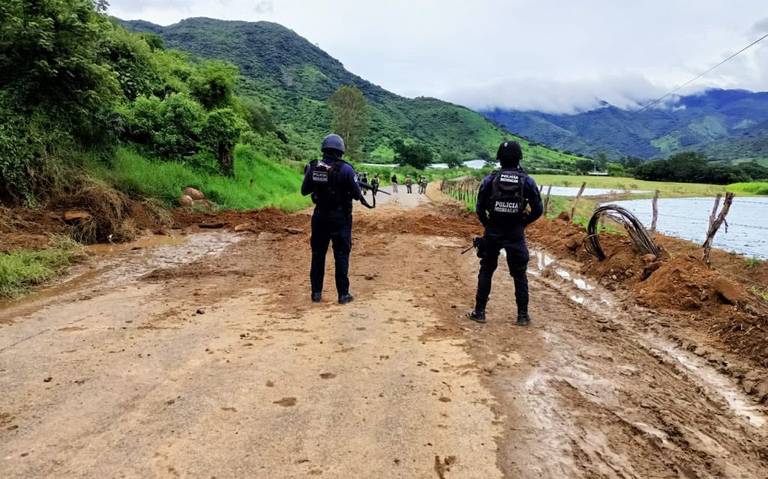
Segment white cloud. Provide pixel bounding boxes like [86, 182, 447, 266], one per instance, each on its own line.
[107, 0, 768, 113]
[442, 74, 671, 114]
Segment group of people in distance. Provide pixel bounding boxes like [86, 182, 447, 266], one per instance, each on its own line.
[303, 134, 542, 327]
[388, 174, 428, 194]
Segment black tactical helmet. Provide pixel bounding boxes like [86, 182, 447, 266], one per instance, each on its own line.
[321, 134, 346, 154]
[497, 140, 523, 167]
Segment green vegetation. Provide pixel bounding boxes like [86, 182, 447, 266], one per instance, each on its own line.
[1, 0, 318, 219]
[329, 85, 369, 161]
[393, 140, 435, 169]
[0, 237, 83, 297]
[745, 258, 764, 269]
[728, 182, 768, 196]
[634, 152, 768, 185]
[751, 286, 768, 302]
[93, 146, 310, 211]
[121, 17, 585, 168]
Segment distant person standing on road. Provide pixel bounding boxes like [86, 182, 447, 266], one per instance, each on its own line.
[468, 140, 543, 325]
[371, 174, 380, 197]
[301, 134, 362, 305]
[391, 173, 399, 193]
[359, 172, 369, 197]
[405, 176, 413, 194]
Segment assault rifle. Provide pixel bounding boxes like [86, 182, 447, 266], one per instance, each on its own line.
[357, 181, 390, 209]
[461, 236, 485, 255]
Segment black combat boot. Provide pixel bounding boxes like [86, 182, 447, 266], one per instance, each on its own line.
[338, 293, 354, 305]
[467, 310, 486, 324]
[516, 311, 531, 326]
[311, 292, 322, 303]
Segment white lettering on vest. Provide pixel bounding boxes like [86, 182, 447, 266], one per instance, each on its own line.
[312, 170, 329, 183]
[494, 201, 520, 214]
[499, 172, 520, 184]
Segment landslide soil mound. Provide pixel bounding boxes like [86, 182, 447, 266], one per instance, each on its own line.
[528, 217, 768, 368]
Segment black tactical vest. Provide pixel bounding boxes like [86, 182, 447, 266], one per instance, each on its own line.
[489, 169, 527, 223]
[309, 159, 349, 211]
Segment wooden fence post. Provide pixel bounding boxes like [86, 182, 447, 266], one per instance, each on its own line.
[543, 185, 552, 216]
[703, 192, 734, 265]
[570, 182, 587, 222]
[708, 193, 722, 230]
[651, 190, 660, 232]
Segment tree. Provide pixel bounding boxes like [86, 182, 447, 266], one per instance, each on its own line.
[202, 109, 245, 176]
[595, 152, 608, 171]
[607, 162, 626, 177]
[442, 151, 464, 169]
[328, 85, 369, 161]
[190, 61, 238, 110]
[237, 97, 275, 134]
[393, 139, 433, 169]
[574, 159, 594, 173]
[0, 0, 119, 130]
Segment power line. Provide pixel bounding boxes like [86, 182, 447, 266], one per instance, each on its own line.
[636, 31, 768, 113]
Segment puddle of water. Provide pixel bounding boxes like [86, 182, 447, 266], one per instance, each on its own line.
[650, 337, 767, 429]
[93, 232, 240, 286]
[569, 295, 586, 305]
[86, 233, 186, 255]
[530, 248, 608, 310]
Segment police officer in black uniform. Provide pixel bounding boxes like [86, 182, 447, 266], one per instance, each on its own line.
[468, 140, 543, 325]
[301, 134, 362, 305]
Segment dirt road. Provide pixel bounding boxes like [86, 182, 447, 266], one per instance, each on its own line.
[2, 187, 767, 478]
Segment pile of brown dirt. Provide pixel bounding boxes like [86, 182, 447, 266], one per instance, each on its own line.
[356, 208, 481, 238]
[633, 255, 720, 310]
[528, 216, 768, 367]
[172, 207, 310, 234]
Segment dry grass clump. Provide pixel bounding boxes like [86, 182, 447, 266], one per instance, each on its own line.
[61, 177, 135, 244]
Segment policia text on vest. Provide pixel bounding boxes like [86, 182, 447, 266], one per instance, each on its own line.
[468, 141, 543, 326]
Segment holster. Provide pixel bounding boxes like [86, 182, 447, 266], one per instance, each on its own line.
[474, 236, 487, 259]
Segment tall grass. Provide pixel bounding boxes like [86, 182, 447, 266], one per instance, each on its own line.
[727, 182, 768, 195]
[0, 236, 82, 297]
[93, 145, 312, 211]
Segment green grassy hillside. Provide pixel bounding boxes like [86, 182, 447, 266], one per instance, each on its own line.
[92, 145, 311, 211]
[121, 18, 584, 166]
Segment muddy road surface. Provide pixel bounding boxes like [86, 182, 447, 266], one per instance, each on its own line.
[2, 187, 767, 478]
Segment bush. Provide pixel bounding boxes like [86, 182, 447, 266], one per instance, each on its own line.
[0, 103, 72, 204]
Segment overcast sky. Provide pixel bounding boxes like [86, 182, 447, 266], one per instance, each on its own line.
[109, 0, 768, 114]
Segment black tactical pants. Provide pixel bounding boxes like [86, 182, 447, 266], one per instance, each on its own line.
[474, 234, 530, 315]
[310, 209, 352, 298]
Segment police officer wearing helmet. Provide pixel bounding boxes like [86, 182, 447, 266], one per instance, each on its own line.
[301, 134, 362, 304]
[468, 140, 543, 325]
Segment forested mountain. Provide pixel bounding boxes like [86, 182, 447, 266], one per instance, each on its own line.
[483, 89, 768, 165]
[121, 18, 582, 167]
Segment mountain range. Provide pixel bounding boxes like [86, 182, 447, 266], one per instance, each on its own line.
[483, 89, 768, 165]
[121, 18, 581, 169]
